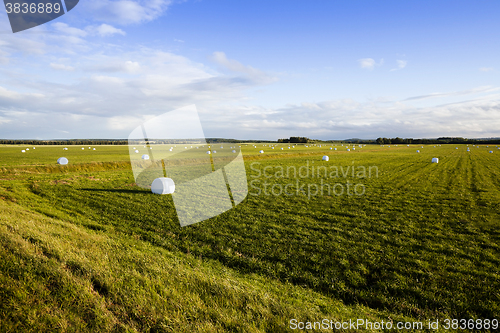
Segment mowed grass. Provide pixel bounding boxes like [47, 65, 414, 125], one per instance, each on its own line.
[1, 143, 500, 332]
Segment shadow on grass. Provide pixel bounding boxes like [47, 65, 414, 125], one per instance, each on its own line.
[80, 188, 149, 194]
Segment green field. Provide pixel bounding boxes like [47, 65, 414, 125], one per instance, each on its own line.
[1, 143, 500, 332]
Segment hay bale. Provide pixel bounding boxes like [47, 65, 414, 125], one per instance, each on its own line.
[135, 150, 139, 153]
[259, 150, 264, 153]
[151, 177, 175, 195]
[21, 150, 25, 153]
[347, 149, 350, 151]
[417, 150, 420, 153]
[489, 151, 493, 153]
[142, 154, 150, 160]
[206, 151, 211, 154]
[322, 156, 329, 161]
[432, 157, 439, 163]
[232, 150, 236, 153]
[57, 157, 68, 165]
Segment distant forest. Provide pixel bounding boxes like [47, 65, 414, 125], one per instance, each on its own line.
[374, 137, 500, 145]
[0, 138, 275, 145]
[1, 136, 499, 145]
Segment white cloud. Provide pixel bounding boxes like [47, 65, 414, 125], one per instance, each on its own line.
[404, 86, 500, 101]
[50, 63, 75, 71]
[479, 67, 494, 72]
[358, 58, 383, 70]
[199, 93, 500, 140]
[89, 24, 126, 37]
[81, 0, 172, 25]
[390, 59, 407, 71]
[209, 51, 277, 84]
[174, 39, 185, 43]
[52, 22, 88, 37]
[358, 58, 375, 69]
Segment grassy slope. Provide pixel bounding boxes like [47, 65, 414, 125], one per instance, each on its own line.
[0, 194, 398, 332]
[1, 143, 500, 331]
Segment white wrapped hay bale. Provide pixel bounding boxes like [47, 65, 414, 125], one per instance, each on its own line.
[82, 148, 85, 150]
[206, 151, 211, 154]
[142, 154, 150, 160]
[21, 150, 25, 153]
[322, 156, 329, 161]
[417, 150, 420, 153]
[259, 150, 264, 153]
[57, 157, 68, 165]
[232, 150, 236, 153]
[432, 157, 439, 163]
[135, 150, 139, 153]
[151, 177, 175, 195]
[347, 149, 350, 151]
[489, 151, 493, 153]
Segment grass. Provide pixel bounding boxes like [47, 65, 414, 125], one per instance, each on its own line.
[1, 143, 500, 332]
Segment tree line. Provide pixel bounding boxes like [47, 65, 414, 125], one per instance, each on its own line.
[375, 137, 500, 145]
[278, 137, 312, 143]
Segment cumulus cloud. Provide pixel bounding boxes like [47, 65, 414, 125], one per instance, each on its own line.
[50, 63, 75, 71]
[209, 51, 277, 84]
[390, 59, 407, 71]
[89, 24, 126, 37]
[81, 0, 172, 25]
[200, 93, 500, 140]
[52, 22, 88, 37]
[358, 58, 383, 70]
[479, 67, 494, 72]
[0, 44, 281, 139]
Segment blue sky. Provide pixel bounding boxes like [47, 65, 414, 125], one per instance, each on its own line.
[0, 0, 499, 140]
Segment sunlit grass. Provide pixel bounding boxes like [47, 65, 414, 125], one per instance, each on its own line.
[1, 143, 500, 331]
